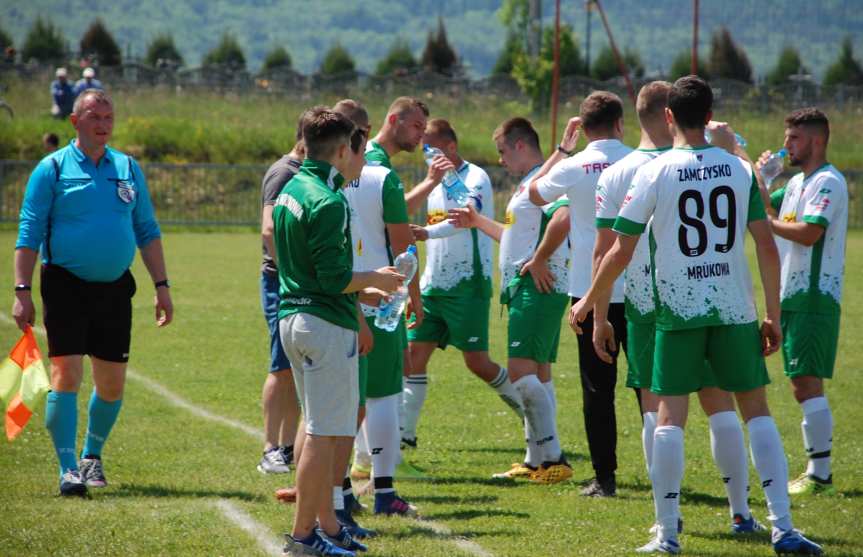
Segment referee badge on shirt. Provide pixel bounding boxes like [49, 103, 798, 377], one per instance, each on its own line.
[116, 180, 136, 203]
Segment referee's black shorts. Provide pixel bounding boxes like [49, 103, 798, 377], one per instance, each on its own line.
[40, 264, 136, 363]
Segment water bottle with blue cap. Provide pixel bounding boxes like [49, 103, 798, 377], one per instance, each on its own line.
[375, 245, 418, 332]
[423, 144, 471, 206]
[759, 149, 788, 187]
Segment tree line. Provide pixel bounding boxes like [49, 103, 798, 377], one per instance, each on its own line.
[3, 15, 861, 103]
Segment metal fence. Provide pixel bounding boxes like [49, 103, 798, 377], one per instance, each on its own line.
[0, 160, 860, 228]
[4, 62, 863, 112]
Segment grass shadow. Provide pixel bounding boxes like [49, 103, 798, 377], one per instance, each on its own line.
[425, 508, 530, 521]
[397, 525, 518, 541]
[409, 494, 498, 504]
[426, 476, 522, 487]
[111, 483, 265, 502]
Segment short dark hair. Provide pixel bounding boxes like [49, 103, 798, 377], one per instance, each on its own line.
[580, 91, 624, 133]
[785, 107, 830, 143]
[425, 118, 458, 144]
[636, 81, 672, 124]
[387, 96, 430, 119]
[668, 75, 713, 130]
[333, 99, 370, 130]
[42, 132, 59, 147]
[493, 117, 540, 151]
[302, 108, 356, 161]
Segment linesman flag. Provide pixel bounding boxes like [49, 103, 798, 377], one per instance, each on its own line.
[0, 326, 50, 440]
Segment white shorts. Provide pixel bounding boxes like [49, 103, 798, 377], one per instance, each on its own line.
[279, 312, 359, 437]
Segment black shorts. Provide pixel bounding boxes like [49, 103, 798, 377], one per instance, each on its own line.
[40, 264, 136, 363]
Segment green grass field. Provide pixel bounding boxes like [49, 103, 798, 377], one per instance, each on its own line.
[1, 231, 862, 557]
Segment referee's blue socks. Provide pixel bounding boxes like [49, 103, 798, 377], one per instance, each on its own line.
[45, 391, 79, 475]
[81, 392, 123, 459]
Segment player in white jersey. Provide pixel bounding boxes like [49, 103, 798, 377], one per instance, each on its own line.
[402, 118, 523, 449]
[335, 99, 422, 520]
[526, 91, 631, 497]
[449, 117, 573, 484]
[593, 81, 765, 535]
[756, 108, 847, 497]
[571, 76, 822, 555]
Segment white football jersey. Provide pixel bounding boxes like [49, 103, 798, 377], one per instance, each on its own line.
[499, 167, 570, 295]
[773, 164, 847, 314]
[616, 145, 766, 330]
[535, 139, 631, 300]
[595, 147, 670, 322]
[420, 161, 494, 297]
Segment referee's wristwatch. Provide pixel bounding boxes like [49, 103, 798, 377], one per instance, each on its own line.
[14, 284, 31, 292]
[154, 279, 170, 289]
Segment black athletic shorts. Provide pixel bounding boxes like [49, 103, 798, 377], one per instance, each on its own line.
[40, 264, 136, 363]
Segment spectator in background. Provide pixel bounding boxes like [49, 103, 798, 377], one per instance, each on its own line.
[73, 67, 104, 97]
[51, 68, 74, 119]
[42, 133, 60, 153]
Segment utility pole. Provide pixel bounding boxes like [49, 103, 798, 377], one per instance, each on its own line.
[585, 0, 594, 75]
[692, 0, 700, 75]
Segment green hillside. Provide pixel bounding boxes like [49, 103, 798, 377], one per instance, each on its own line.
[2, 0, 861, 79]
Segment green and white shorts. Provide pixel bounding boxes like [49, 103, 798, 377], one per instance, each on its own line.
[653, 322, 769, 396]
[505, 280, 568, 364]
[781, 310, 840, 379]
[626, 319, 717, 391]
[407, 294, 490, 352]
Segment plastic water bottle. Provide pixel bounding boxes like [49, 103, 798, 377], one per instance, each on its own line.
[375, 245, 418, 332]
[705, 130, 748, 148]
[423, 144, 471, 206]
[759, 149, 788, 187]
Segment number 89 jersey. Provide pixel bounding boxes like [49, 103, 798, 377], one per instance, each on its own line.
[613, 145, 767, 331]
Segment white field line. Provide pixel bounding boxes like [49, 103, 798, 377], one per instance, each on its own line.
[3, 314, 494, 557]
[215, 500, 284, 557]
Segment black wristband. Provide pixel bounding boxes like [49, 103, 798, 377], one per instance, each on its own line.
[154, 279, 170, 289]
[557, 143, 574, 156]
[14, 284, 31, 292]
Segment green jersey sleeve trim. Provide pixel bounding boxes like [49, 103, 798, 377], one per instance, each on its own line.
[596, 217, 617, 229]
[747, 174, 767, 223]
[613, 216, 646, 236]
[802, 215, 829, 227]
[543, 198, 569, 217]
[769, 186, 786, 213]
[381, 172, 409, 224]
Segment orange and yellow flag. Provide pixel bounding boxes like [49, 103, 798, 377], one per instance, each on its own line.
[0, 327, 50, 441]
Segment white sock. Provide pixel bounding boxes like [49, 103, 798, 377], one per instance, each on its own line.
[332, 485, 344, 511]
[801, 396, 832, 480]
[642, 411, 657, 475]
[401, 374, 427, 441]
[652, 425, 684, 542]
[354, 420, 371, 468]
[489, 367, 524, 417]
[513, 375, 561, 464]
[542, 379, 556, 415]
[523, 416, 541, 467]
[366, 393, 400, 490]
[709, 411, 751, 519]
[748, 416, 793, 531]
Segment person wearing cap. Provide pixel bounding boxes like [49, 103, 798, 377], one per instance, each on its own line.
[73, 67, 104, 97]
[50, 67, 74, 118]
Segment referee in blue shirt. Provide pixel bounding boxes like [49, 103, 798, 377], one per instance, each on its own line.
[13, 89, 173, 496]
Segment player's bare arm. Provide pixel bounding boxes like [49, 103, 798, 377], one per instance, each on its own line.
[11, 247, 38, 331]
[405, 155, 454, 214]
[570, 234, 638, 334]
[748, 218, 782, 356]
[520, 206, 570, 293]
[527, 117, 582, 206]
[591, 228, 619, 363]
[448, 204, 504, 242]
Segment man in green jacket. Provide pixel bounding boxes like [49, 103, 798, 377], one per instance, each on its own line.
[274, 108, 403, 556]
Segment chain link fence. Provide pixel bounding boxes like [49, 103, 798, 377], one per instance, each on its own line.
[1, 160, 860, 228]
